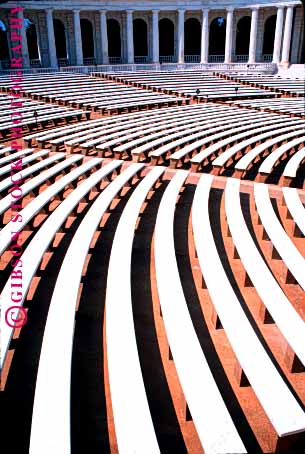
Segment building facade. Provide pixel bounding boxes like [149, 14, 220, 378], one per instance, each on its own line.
[0, 0, 304, 69]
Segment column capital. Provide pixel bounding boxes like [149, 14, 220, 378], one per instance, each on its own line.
[201, 8, 209, 14]
[275, 4, 285, 9]
[226, 7, 234, 12]
[72, 9, 80, 14]
[152, 9, 160, 14]
[178, 9, 185, 14]
[250, 6, 260, 11]
[126, 10, 133, 15]
[45, 8, 54, 14]
[99, 10, 107, 15]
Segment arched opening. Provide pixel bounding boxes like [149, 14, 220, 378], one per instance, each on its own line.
[235, 16, 251, 61]
[107, 19, 121, 63]
[0, 20, 10, 68]
[25, 19, 40, 66]
[159, 18, 174, 62]
[262, 15, 276, 60]
[80, 18, 95, 64]
[133, 19, 148, 62]
[184, 18, 201, 62]
[53, 18, 68, 65]
[209, 17, 226, 61]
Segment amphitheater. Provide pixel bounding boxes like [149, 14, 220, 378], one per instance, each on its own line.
[0, 0, 305, 453]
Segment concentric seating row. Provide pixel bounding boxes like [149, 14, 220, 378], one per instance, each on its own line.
[93, 70, 280, 100]
[226, 97, 305, 117]
[216, 72, 305, 96]
[1, 149, 304, 453]
[0, 73, 181, 115]
[0, 93, 89, 138]
[21, 103, 304, 186]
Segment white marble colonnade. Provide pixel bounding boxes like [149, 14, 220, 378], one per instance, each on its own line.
[17, 4, 298, 68]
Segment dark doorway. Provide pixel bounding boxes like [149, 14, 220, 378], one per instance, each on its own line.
[80, 19, 95, 58]
[263, 15, 276, 54]
[25, 19, 39, 60]
[184, 18, 201, 55]
[236, 16, 251, 55]
[159, 18, 174, 56]
[209, 17, 226, 55]
[0, 20, 10, 65]
[133, 19, 148, 56]
[107, 19, 121, 58]
[53, 18, 67, 59]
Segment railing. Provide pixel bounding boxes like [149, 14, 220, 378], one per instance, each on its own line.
[185, 55, 200, 63]
[57, 58, 70, 67]
[30, 59, 42, 68]
[109, 56, 122, 64]
[235, 54, 249, 62]
[134, 56, 149, 63]
[160, 55, 174, 63]
[0, 67, 60, 75]
[209, 55, 225, 63]
[83, 57, 96, 65]
[263, 54, 273, 62]
[0, 62, 278, 76]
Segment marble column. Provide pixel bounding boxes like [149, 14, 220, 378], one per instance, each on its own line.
[248, 7, 259, 63]
[126, 10, 134, 64]
[281, 6, 294, 64]
[152, 10, 159, 63]
[45, 9, 57, 67]
[17, 9, 30, 68]
[177, 9, 185, 63]
[224, 7, 234, 63]
[99, 10, 109, 64]
[200, 9, 209, 63]
[272, 6, 284, 63]
[73, 9, 83, 65]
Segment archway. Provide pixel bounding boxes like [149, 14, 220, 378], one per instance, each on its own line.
[159, 18, 174, 62]
[53, 18, 68, 63]
[184, 18, 201, 62]
[209, 17, 226, 60]
[262, 15, 276, 58]
[80, 19, 95, 63]
[133, 18, 148, 62]
[235, 16, 251, 59]
[0, 20, 10, 68]
[107, 19, 121, 62]
[25, 19, 40, 65]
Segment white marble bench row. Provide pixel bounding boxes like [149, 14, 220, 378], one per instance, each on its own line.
[0, 110, 89, 138]
[28, 161, 145, 454]
[0, 154, 84, 222]
[0, 151, 62, 195]
[67, 105, 224, 153]
[193, 174, 305, 445]
[22, 104, 206, 148]
[164, 113, 283, 168]
[1, 155, 304, 453]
